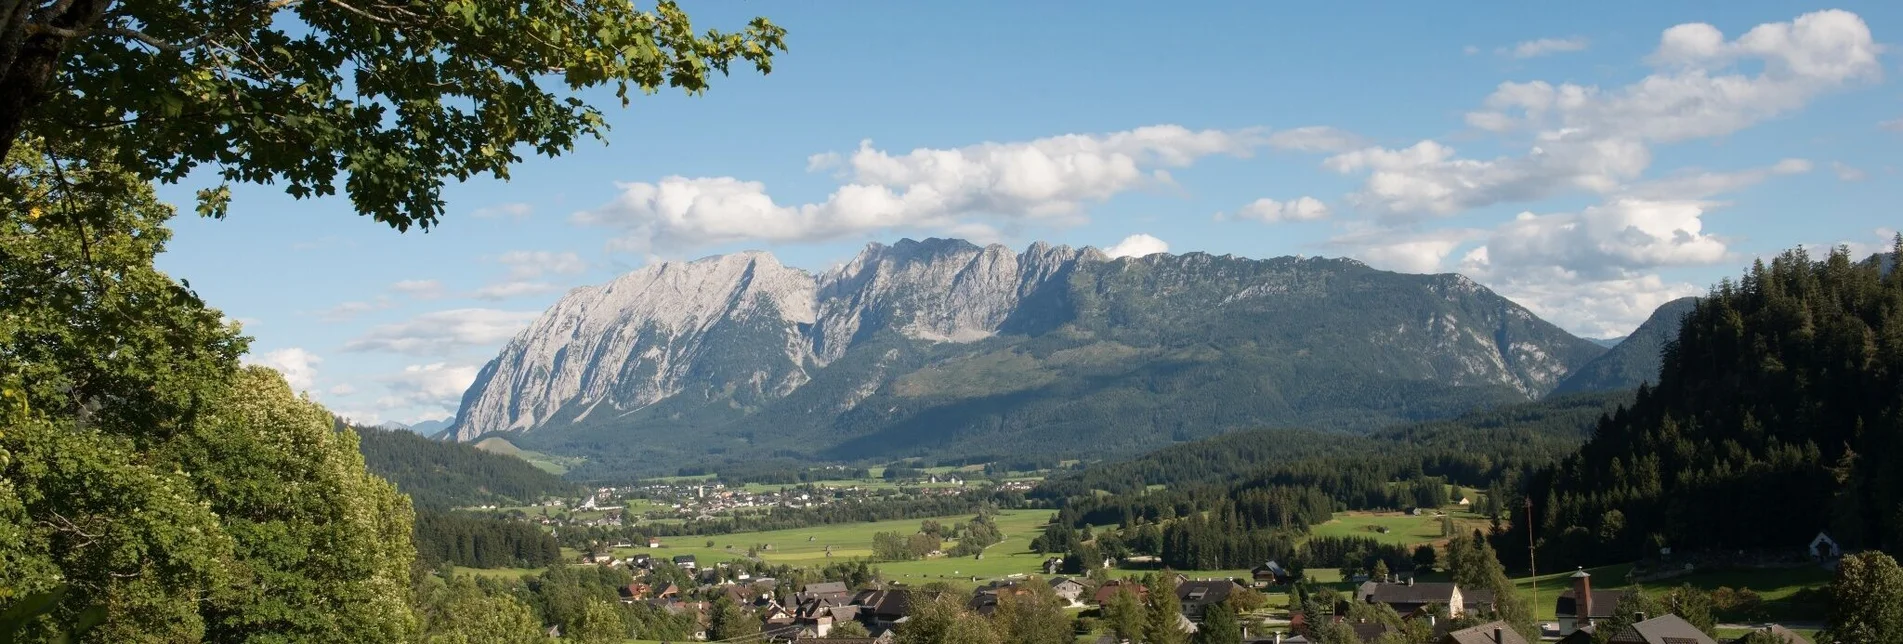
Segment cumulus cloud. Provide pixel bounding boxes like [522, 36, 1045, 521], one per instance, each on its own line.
[1333, 10, 1879, 217]
[473, 202, 533, 220]
[377, 363, 481, 413]
[1831, 161, 1867, 182]
[245, 348, 322, 392]
[1500, 36, 1590, 59]
[1467, 200, 1730, 280]
[1620, 158, 1812, 200]
[343, 309, 540, 356]
[1325, 227, 1484, 274]
[1228, 196, 1331, 223]
[1474, 267, 1705, 338]
[1104, 234, 1170, 259]
[390, 279, 446, 299]
[573, 125, 1270, 252]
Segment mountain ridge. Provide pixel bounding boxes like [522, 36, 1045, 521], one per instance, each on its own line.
[451, 239, 1608, 475]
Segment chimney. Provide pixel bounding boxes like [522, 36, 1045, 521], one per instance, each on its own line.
[1571, 567, 1592, 619]
[1634, 611, 1647, 622]
[1406, 576, 1414, 587]
[1493, 627, 1504, 644]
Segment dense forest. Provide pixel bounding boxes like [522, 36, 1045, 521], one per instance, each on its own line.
[352, 424, 579, 511]
[1507, 245, 1903, 569]
[413, 511, 563, 569]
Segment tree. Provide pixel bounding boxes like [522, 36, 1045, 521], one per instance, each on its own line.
[0, 0, 786, 231]
[569, 598, 627, 644]
[1661, 584, 1716, 636]
[709, 594, 761, 642]
[1822, 551, 1903, 644]
[1142, 576, 1188, 644]
[991, 583, 1071, 644]
[1411, 545, 1437, 573]
[416, 574, 544, 644]
[896, 593, 998, 644]
[1191, 600, 1241, 644]
[1592, 588, 1666, 644]
[1102, 586, 1144, 643]
[832, 620, 871, 638]
[1371, 559, 1390, 582]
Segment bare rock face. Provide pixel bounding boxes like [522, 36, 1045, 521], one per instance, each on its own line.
[448, 238, 1604, 455]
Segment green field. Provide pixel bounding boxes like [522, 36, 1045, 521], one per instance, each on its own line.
[473, 437, 582, 475]
[454, 566, 546, 580]
[1305, 510, 1489, 548]
[608, 509, 1058, 584]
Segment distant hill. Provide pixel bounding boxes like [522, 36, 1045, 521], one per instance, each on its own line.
[1033, 390, 1633, 499]
[1514, 247, 1903, 567]
[451, 238, 1607, 477]
[1548, 297, 1698, 396]
[352, 425, 579, 511]
[1586, 336, 1626, 348]
[407, 417, 453, 435]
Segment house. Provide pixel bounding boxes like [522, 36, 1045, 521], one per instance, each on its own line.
[1350, 622, 1395, 641]
[649, 536, 662, 548]
[1048, 577, 1088, 605]
[1440, 621, 1529, 644]
[1556, 569, 1621, 636]
[799, 581, 854, 605]
[654, 582, 681, 599]
[1175, 580, 1245, 621]
[1042, 557, 1064, 575]
[631, 553, 654, 570]
[674, 554, 698, 571]
[1356, 579, 1464, 618]
[1092, 580, 1149, 606]
[1598, 614, 1718, 644]
[850, 589, 914, 626]
[801, 634, 895, 644]
[1252, 561, 1293, 587]
[618, 583, 651, 604]
[1461, 589, 1496, 616]
[1809, 532, 1840, 559]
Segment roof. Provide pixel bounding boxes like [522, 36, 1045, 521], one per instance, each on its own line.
[1555, 589, 1623, 618]
[1364, 582, 1459, 605]
[1176, 580, 1241, 606]
[1093, 580, 1149, 604]
[804, 581, 850, 595]
[1733, 625, 1807, 644]
[1614, 614, 1717, 644]
[1441, 621, 1531, 644]
[1351, 622, 1395, 640]
[673, 554, 697, 562]
[1049, 576, 1086, 589]
[852, 589, 913, 619]
[1463, 589, 1495, 607]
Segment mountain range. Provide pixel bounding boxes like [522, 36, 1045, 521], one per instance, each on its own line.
[441, 239, 1692, 476]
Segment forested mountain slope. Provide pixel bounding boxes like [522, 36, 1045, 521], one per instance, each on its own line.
[457, 239, 1606, 477]
[352, 424, 579, 511]
[1549, 297, 1698, 396]
[1512, 245, 1903, 568]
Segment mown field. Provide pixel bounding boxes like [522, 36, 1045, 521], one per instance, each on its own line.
[1507, 562, 1831, 624]
[473, 437, 584, 475]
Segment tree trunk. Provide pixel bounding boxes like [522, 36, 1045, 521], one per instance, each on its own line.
[0, 0, 114, 160]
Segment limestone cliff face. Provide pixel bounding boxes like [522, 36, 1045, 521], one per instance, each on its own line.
[449, 238, 1604, 451]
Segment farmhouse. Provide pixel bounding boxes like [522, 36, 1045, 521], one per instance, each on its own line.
[1555, 569, 1620, 636]
[1559, 614, 1716, 644]
[799, 581, 854, 605]
[1092, 580, 1149, 606]
[1355, 578, 1464, 618]
[851, 588, 914, 626]
[1174, 580, 1245, 621]
[673, 554, 697, 571]
[1252, 561, 1292, 587]
[1048, 577, 1088, 605]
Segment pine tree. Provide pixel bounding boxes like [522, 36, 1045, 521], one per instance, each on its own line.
[1142, 576, 1188, 644]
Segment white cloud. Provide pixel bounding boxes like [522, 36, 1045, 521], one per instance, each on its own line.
[1883, 119, 1903, 132]
[1263, 126, 1365, 153]
[1463, 45, 1480, 56]
[474, 280, 567, 301]
[1500, 36, 1590, 59]
[343, 308, 541, 356]
[245, 347, 322, 393]
[328, 383, 357, 396]
[1831, 161, 1867, 182]
[390, 279, 446, 299]
[1326, 227, 1484, 274]
[496, 250, 588, 280]
[316, 297, 393, 322]
[1620, 158, 1811, 200]
[1467, 200, 1730, 280]
[473, 202, 533, 220]
[1333, 10, 1879, 217]
[1104, 234, 1170, 259]
[1229, 196, 1331, 223]
[377, 363, 481, 414]
[1476, 268, 1705, 338]
[573, 125, 1268, 252]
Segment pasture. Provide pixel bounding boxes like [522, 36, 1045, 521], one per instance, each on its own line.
[608, 509, 1059, 583]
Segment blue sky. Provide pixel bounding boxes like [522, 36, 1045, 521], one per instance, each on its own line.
[154, 2, 1903, 426]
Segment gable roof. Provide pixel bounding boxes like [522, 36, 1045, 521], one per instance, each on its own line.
[1175, 580, 1241, 606]
[1093, 580, 1149, 604]
[804, 581, 850, 595]
[1733, 625, 1807, 644]
[1364, 582, 1459, 605]
[1441, 621, 1530, 644]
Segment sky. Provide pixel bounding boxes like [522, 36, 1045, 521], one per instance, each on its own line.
[153, 2, 1903, 426]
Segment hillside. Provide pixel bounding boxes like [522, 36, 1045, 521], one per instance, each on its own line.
[352, 425, 580, 511]
[1549, 297, 1698, 396]
[1512, 246, 1903, 567]
[454, 239, 1606, 477]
